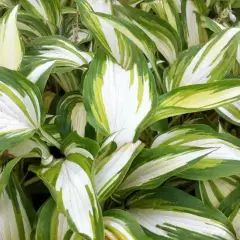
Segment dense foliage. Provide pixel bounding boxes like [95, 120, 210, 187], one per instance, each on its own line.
[2, 0, 240, 239]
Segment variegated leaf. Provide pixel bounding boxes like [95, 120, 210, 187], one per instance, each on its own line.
[56, 92, 87, 138]
[219, 187, 240, 239]
[52, 71, 82, 92]
[0, 6, 23, 70]
[0, 156, 24, 193]
[217, 99, 240, 126]
[116, 145, 213, 195]
[0, 67, 43, 151]
[20, 60, 55, 93]
[200, 15, 225, 33]
[76, 0, 137, 70]
[35, 198, 82, 240]
[7, 136, 53, 165]
[20, 0, 61, 32]
[199, 175, 240, 208]
[0, 0, 12, 10]
[84, 50, 156, 145]
[151, 124, 240, 179]
[31, 133, 103, 240]
[128, 187, 236, 240]
[94, 134, 144, 202]
[104, 209, 149, 240]
[181, 0, 208, 47]
[17, 11, 52, 39]
[115, 4, 181, 64]
[39, 124, 62, 145]
[23, 36, 92, 72]
[141, 0, 184, 41]
[165, 28, 240, 91]
[91, 11, 158, 77]
[0, 175, 35, 240]
[146, 80, 240, 127]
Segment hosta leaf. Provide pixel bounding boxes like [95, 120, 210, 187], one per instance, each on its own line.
[199, 175, 240, 208]
[146, 80, 240, 127]
[117, 2, 181, 64]
[116, 146, 213, 195]
[0, 175, 35, 240]
[219, 187, 240, 239]
[141, 0, 183, 40]
[128, 187, 236, 240]
[35, 198, 82, 240]
[31, 134, 103, 240]
[23, 36, 92, 72]
[91, 12, 158, 75]
[151, 124, 240, 179]
[200, 15, 225, 33]
[0, 0, 12, 10]
[39, 124, 62, 145]
[76, 0, 137, 70]
[165, 28, 240, 91]
[0, 6, 23, 70]
[84, 50, 156, 145]
[94, 135, 144, 202]
[17, 11, 52, 39]
[0, 67, 43, 151]
[61, 132, 99, 159]
[56, 92, 87, 138]
[52, 70, 83, 92]
[181, 0, 208, 47]
[20, 0, 61, 32]
[116, 3, 181, 64]
[217, 100, 240, 126]
[66, 28, 92, 45]
[7, 136, 53, 164]
[0, 156, 24, 193]
[103, 209, 149, 240]
[20, 60, 55, 93]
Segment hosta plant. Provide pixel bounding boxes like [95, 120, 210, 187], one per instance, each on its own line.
[2, 0, 240, 239]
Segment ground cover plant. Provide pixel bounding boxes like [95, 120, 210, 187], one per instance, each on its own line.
[2, 0, 240, 239]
